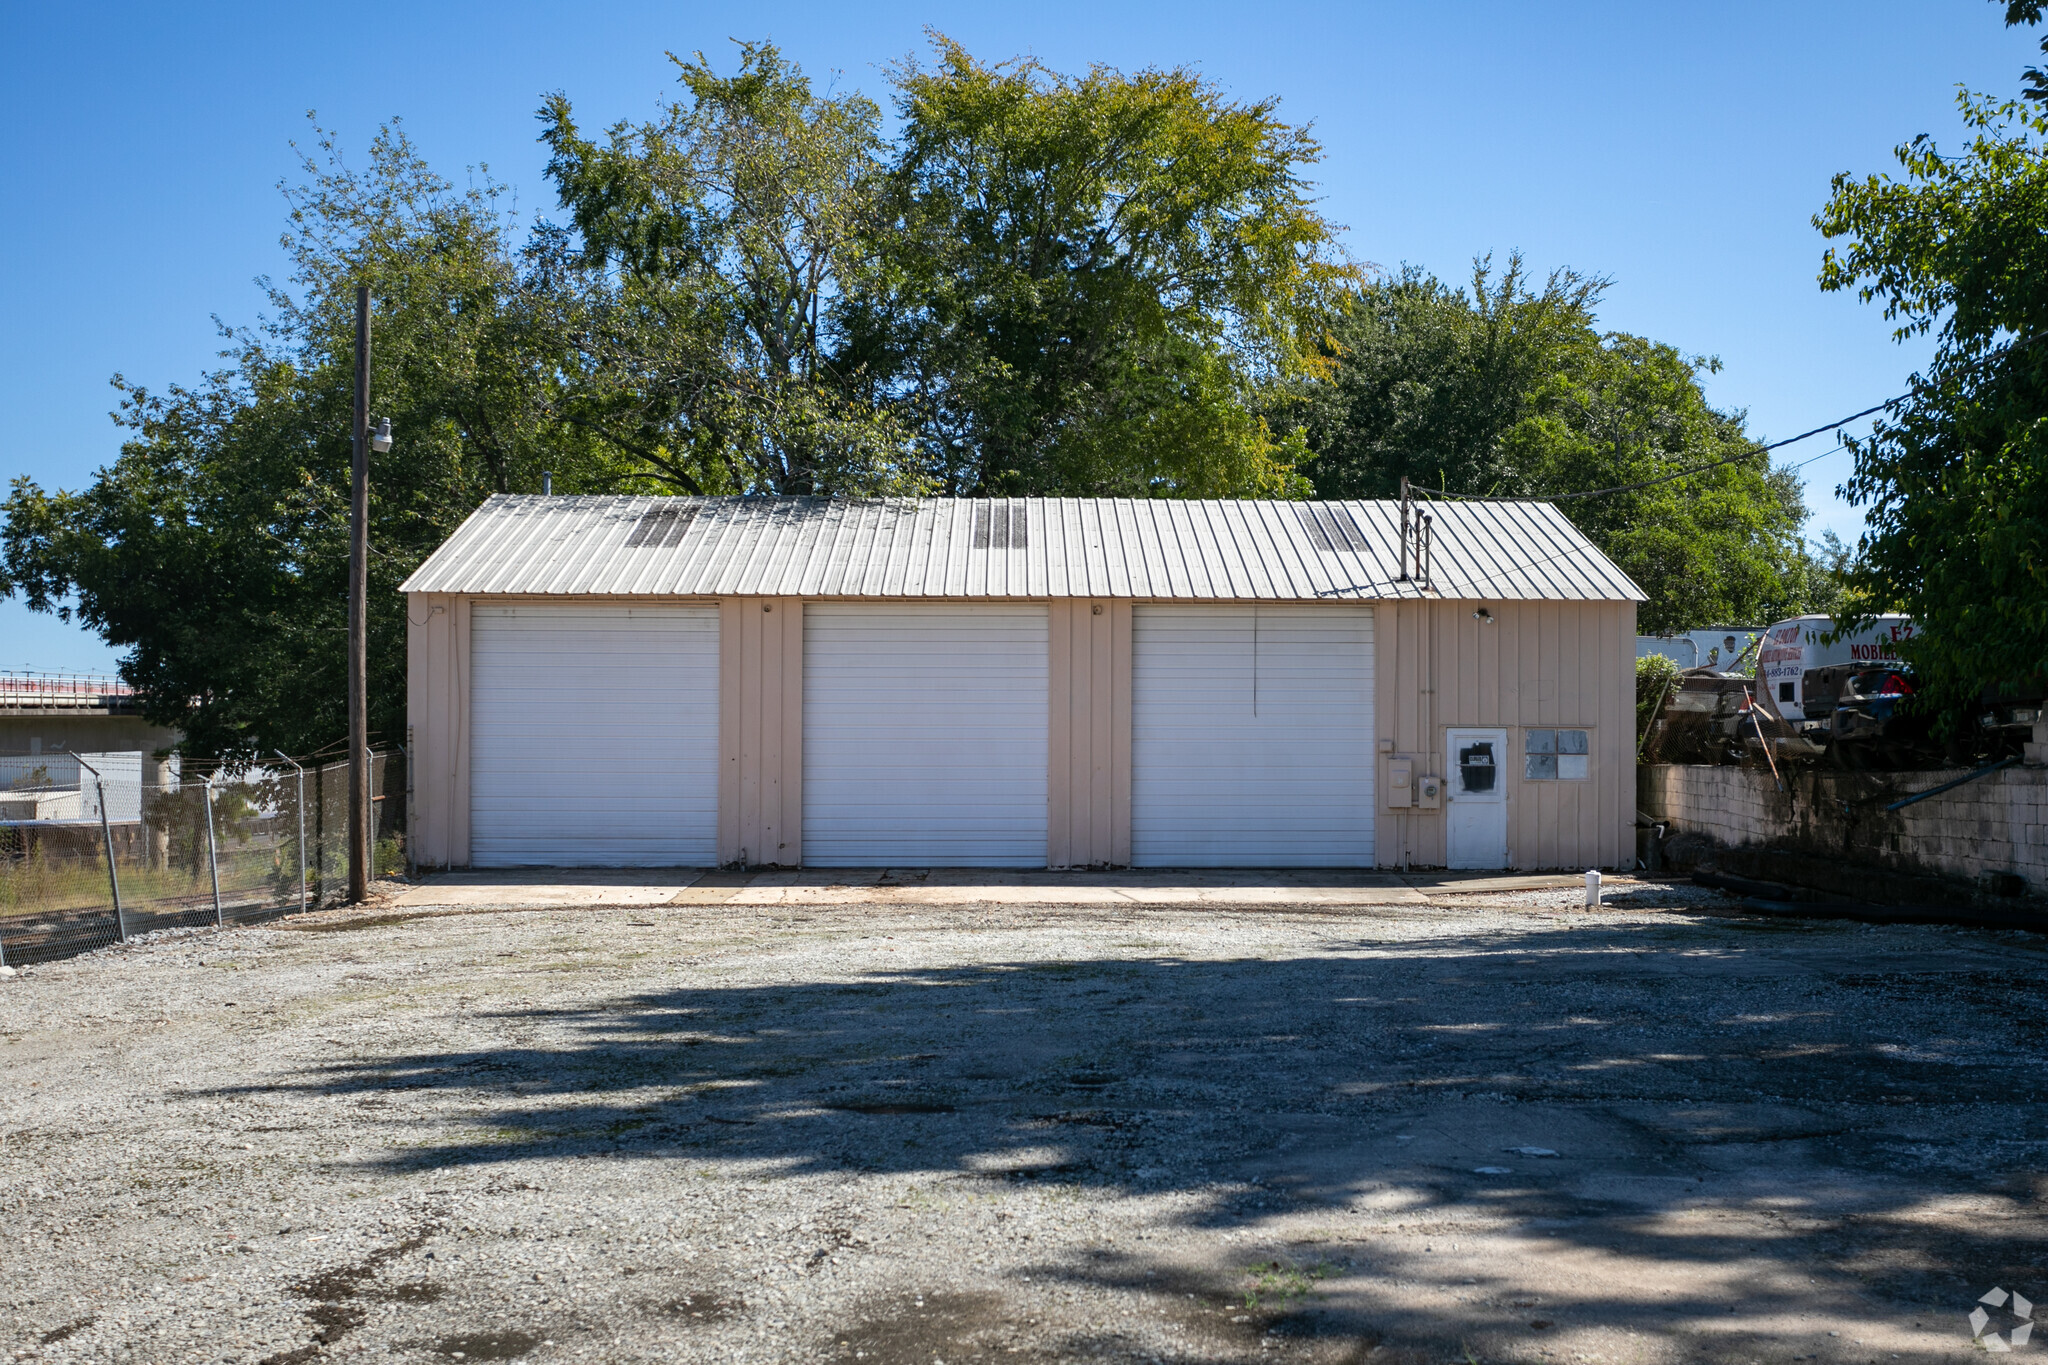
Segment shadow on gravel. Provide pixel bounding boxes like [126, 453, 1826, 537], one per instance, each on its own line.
[207, 918, 2048, 1353]
[821, 1286, 1371, 1365]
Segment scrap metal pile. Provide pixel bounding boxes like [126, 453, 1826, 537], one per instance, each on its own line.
[1642, 615, 2042, 770]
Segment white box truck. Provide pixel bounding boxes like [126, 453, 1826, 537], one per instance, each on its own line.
[1755, 614, 1916, 723]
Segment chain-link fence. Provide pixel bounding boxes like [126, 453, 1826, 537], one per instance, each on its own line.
[0, 750, 405, 966]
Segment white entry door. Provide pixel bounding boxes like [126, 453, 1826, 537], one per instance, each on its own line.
[1445, 728, 1509, 870]
[1131, 604, 1375, 867]
[802, 602, 1048, 867]
[470, 603, 720, 867]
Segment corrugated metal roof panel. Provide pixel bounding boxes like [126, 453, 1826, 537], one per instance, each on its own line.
[398, 495, 1648, 602]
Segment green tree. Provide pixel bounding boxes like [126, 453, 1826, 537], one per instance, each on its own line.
[1635, 652, 1682, 748]
[1815, 70, 2048, 701]
[0, 122, 635, 764]
[539, 41, 924, 496]
[847, 34, 1353, 496]
[1291, 257, 1839, 632]
[0, 36, 1360, 767]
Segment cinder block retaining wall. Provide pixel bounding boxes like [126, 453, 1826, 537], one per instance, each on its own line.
[1638, 763, 2048, 896]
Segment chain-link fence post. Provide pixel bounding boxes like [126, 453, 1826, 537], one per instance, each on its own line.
[403, 732, 415, 878]
[365, 746, 376, 884]
[276, 750, 307, 914]
[72, 751, 127, 943]
[202, 772, 224, 928]
[313, 763, 328, 908]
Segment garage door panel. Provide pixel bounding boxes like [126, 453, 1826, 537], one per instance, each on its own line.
[471, 604, 718, 867]
[804, 603, 1048, 867]
[1132, 604, 1374, 868]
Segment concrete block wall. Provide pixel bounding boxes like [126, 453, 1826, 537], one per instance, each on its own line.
[1640, 762, 2048, 893]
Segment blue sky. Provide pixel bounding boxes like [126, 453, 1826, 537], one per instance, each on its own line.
[1, 1, 2034, 670]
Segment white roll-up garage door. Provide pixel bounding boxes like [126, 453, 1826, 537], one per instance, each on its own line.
[1132, 603, 1374, 867]
[470, 604, 719, 867]
[803, 603, 1048, 867]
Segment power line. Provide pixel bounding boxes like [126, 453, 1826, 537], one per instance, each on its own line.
[1409, 401, 1894, 504]
[1328, 439, 1851, 603]
[1325, 329, 2048, 595]
[1783, 439, 1848, 472]
[1317, 432, 1866, 602]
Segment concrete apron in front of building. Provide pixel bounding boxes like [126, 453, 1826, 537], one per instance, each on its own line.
[385, 867, 1602, 910]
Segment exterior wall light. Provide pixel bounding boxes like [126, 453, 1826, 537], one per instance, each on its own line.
[1473, 606, 1496, 624]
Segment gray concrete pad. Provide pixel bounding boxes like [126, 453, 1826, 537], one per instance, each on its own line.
[388, 867, 1603, 911]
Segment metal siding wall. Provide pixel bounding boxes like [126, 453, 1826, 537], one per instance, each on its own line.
[1131, 604, 1375, 868]
[1375, 600, 1633, 871]
[1048, 605, 1074, 868]
[405, 593, 447, 867]
[1602, 604, 1637, 867]
[718, 597, 805, 867]
[1374, 606, 1400, 868]
[1047, 600, 1133, 868]
[1108, 601, 1133, 865]
[1545, 603, 1572, 867]
[802, 602, 1049, 867]
[718, 599, 743, 864]
[1379, 602, 1445, 867]
[450, 597, 471, 867]
[1524, 603, 1549, 867]
[780, 599, 805, 862]
[404, 593, 471, 868]
[470, 604, 719, 867]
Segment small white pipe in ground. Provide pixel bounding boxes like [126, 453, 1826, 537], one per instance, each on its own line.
[1585, 869, 1602, 908]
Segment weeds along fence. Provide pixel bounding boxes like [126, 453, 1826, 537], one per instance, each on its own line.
[0, 751, 405, 966]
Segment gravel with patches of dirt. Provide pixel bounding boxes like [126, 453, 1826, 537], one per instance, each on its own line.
[2, 881, 2044, 1364]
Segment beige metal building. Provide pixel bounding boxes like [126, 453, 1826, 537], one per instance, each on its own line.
[402, 496, 1644, 872]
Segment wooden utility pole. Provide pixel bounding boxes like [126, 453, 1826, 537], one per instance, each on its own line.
[348, 285, 371, 903]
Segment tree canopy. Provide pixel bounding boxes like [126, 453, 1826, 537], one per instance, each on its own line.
[0, 124, 628, 760]
[1813, 7, 2048, 701]
[536, 35, 1356, 499]
[844, 36, 1351, 496]
[2, 39, 1358, 763]
[1287, 258, 1841, 633]
[537, 42, 919, 497]
[1, 36, 1856, 761]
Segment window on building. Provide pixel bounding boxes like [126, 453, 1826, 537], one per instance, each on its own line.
[1524, 729, 1590, 780]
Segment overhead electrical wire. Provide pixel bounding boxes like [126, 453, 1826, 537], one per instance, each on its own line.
[1426, 327, 2048, 505]
[1314, 408, 1883, 599]
[1783, 438, 1847, 470]
[1340, 328, 2047, 594]
[1333, 434, 1859, 600]
[1406, 401, 1895, 504]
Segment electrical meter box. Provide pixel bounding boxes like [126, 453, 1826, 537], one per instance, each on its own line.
[1387, 758, 1413, 807]
[1416, 773, 1444, 810]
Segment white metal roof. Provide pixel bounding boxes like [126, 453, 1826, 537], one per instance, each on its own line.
[399, 496, 1647, 602]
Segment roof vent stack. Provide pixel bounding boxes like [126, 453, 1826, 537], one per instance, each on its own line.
[1399, 476, 1413, 581]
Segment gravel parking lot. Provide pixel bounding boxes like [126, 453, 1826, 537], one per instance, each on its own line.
[2, 876, 2044, 1365]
